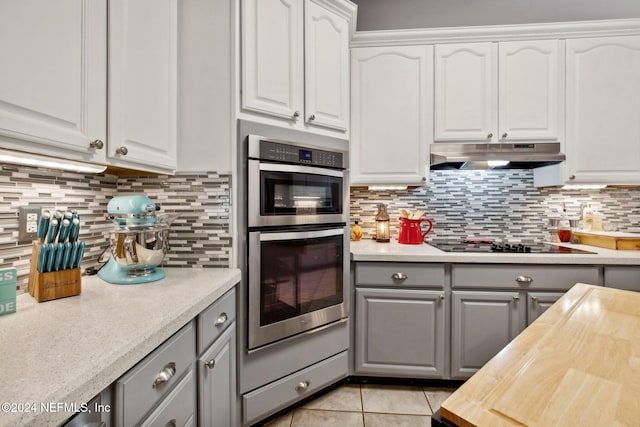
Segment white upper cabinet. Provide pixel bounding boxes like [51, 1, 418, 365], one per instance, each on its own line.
[351, 45, 433, 185]
[536, 35, 640, 186]
[241, 0, 304, 122]
[241, 0, 353, 135]
[305, 0, 349, 131]
[498, 40, 564, 141]
[435, 42, 497, 142]
[434, 40, 564, 144]
[108, 0, 177, 173]
[0, 0, 107, 164]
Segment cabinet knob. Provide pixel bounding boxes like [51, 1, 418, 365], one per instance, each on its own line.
[502, 132, 508, 138]
[439, 294, 445, 300]
[295, 380, 310, 392]
[513, 295, 520, 302]
[531, 296, 538, 303]
[487, 132, 493, 139]
[165, 419, 177, 427]
[115, 146, 128, 156]
[391, 272, 408, 280]
[214, 313, 228, 327]
[89, 139, 104, 150]
[152, 362, 176, 388]
[205, 359, 216, 369]
[292, 111, 300, 120]
[308, 114, 316, 121]
[569, 175, 576, 180]
[515, 275, 533, 285]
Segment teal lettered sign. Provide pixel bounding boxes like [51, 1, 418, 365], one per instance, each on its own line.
[0, 267, 17, 316]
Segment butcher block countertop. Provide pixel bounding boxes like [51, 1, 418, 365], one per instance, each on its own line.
[440, 283, 640, 427]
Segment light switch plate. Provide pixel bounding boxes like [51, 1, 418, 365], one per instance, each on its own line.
[19, 206, 41, 243]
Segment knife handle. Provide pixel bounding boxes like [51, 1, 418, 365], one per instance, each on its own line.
[37, 244, 48, 273]
[61, 242, 72, 270]
[69, 218, 80, 242]
[74, 241, 86, 269]
[37, 211, 50, 242]
[58, 219, 71, 243]
[46, 243, 56, 272]
[46, 219, 59, 244]
[54, 243, 65, 271]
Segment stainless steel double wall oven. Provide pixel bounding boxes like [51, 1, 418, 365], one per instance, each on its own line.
[246, 134, 349, 350]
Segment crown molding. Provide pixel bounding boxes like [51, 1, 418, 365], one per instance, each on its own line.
[351, 18, 640, 47]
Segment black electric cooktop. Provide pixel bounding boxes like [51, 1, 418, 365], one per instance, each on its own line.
[427, 239, 597, 254]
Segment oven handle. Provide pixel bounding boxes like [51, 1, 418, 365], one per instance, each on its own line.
[258, 161, 344, 178]
[258, 227, 345, 242]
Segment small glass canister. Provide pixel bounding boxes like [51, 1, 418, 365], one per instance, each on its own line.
[375, 204, 390, 242]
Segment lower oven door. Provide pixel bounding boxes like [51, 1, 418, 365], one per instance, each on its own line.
[248, 226, 349, 350]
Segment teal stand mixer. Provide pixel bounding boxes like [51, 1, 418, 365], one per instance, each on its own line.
[98, 195, 171, 284]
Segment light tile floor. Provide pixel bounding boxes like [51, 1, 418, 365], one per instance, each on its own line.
[263, 382, 458, 427]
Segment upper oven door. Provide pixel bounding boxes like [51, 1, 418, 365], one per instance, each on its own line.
[248, 160, 347, 228]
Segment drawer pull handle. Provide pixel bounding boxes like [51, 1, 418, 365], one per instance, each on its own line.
[165, 420, 177, 427]
[391, 273, 408, 280]
[205, 359, 216, 369]
[153, 362, 176, 388]
[295, 380, 310, 392]
[214, 313, 228, 327]
[515, 275, 533, 285]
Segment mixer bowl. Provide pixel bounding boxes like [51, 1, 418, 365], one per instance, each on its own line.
[109, 227, 169, 271]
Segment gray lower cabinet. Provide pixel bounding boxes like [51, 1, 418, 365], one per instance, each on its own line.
[603, 266, 640, 291]
[353, 262, 447, 378]
[197, 324, 236, 427]
[451, 291, 522, 379]
[450, 264, 599, 379]
[355, 287, 446, 378]
[110, 286, 238, 427]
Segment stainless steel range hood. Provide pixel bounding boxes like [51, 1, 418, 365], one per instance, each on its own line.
[430, 142, 565, 170]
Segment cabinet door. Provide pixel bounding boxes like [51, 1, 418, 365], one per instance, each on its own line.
[108, 0, 177, 173]
[0, 0, 106, 163]
[451, 291, 523, 379]
[351, 45, 432, 185]
[565, 36, 640, 184]
[304, 0, 349, 131]
[498, 40, 564, 142]
[434, 42, 497, 142]
[198, 324, 236, 427]
[528, 292, 564, 325]
[355, 288, 446, 378]
[241, 0, 303, 122]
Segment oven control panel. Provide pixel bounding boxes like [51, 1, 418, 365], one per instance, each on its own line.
[259, 140, 344, 168]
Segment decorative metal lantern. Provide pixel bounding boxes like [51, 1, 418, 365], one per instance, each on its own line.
[375, 203, 390, 242]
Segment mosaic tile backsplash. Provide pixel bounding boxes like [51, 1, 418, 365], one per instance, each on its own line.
[351, 169, 640, 242]
[0, 164, 231, 294]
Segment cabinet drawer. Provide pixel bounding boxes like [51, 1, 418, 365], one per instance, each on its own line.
[604, 266, 640, 291]
[140, 367, 196, 427]
[356, 263, 445, 288]
[197, 288, 236, 354]
[452, 264, 599, 290]
[115, 321, 196, 427]
[242, 351, 348, 425]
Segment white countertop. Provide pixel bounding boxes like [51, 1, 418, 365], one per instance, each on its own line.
[351, 239, 640, 265]
[0, 268, 240, 427]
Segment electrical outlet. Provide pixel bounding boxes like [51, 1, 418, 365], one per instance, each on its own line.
[19, 206, 41, 243]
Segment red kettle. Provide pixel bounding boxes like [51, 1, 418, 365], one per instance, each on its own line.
[398, 217, 433, 244]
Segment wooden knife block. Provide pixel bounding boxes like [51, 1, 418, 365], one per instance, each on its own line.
[28, 242, 81, 302]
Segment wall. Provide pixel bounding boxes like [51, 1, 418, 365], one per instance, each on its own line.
[351, 0, 640, 31]
[351, 169, 640, 242]
[0, 164, 232, 294]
